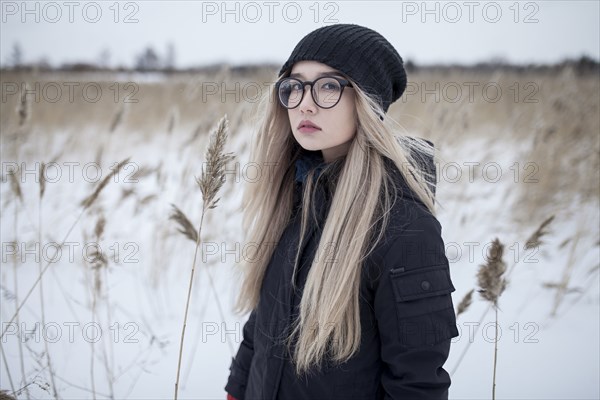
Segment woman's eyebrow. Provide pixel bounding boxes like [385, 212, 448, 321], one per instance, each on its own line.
[288, 72, 344, 79]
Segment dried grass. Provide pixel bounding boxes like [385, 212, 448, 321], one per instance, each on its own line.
[17, 83, 30, 128]
[169, 205, 198, 243]
[476, 238, 508, 400]
[39, 162, 46, 199]
[37, 161, 58, 399]
[0, 64, 596, 397]
[524, 215, 555, 250]
[80, 158, 131, 209]
[1, 158, 132, 340]
[477, 238, 508, 305]
[173, 115, 235, 400]
[8, 168, 23, 203]
[452, 216, 557, 380]
[0, 390, 17, 400]
[196, 116, 235, 210]
[456, 289, 474, 318]
[108, 105, 125, 133]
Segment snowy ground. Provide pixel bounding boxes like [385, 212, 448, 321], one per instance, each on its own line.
[1, 121, 598, 399]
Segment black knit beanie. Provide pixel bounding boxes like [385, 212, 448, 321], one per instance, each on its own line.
[279, 24, 407, 113]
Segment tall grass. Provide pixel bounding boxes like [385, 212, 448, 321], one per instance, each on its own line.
[171, 115, 235, 400]
[37, 162, 59, 399]
[450, 215, 556, 394]
[0, 64, 596, 398]
[477, 238, 508, 400]
[0, 159, 131, 340]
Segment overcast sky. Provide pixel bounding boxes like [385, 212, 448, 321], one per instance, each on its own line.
[1, 0, 599, 68]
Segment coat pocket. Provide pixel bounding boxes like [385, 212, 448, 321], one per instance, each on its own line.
[389, 263, 455, 303]
[389, 264, 459, 347]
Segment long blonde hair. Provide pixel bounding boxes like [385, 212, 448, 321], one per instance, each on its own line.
[234, 70, 437, 375]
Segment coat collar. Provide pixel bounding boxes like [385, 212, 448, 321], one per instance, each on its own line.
[294, 150, 327, 183]
[291, 138, 437, 212]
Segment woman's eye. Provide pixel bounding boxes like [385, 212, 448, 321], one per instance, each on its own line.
[321, 82, 340, 91]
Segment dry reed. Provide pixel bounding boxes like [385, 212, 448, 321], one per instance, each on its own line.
[477, 238, 508, 305]
[85, 214, 109, 400]
[8, 169, 23, 203]
[108, 105, 125, 133]
[17, 83, 30, 128]
[545, 215, 584, 316]
[476, 238, 508, 400]
[1, 158, 131, 340]
[0, 343, 16, 394]
[80, 158, 131, 209]
[451, 216, 556, 378]
[8, 165, 29, 399]
[0, 390, 17, 400]
[456, 289, 474, 318]
[173, 115, 234, 400]
[37, 161, 59, 399]
[524, 215, 555, 250]
[196, 116, 235, 209]
[169, 205, 199, 243]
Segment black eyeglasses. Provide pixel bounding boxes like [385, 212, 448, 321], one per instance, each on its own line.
[275, 76, 353, 109]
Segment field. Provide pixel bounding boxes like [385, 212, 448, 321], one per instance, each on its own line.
[1, 63, 599, 399]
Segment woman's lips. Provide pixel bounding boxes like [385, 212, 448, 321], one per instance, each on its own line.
[298, 126, 321, 133]
[298, 120, 321, 133]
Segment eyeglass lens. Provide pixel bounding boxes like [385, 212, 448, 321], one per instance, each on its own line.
[278, 77, 344, 109]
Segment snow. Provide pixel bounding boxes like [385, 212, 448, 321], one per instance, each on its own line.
[1, 123, 598, 399]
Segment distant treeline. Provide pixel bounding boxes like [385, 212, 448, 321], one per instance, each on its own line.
[2, 55, 598, 76]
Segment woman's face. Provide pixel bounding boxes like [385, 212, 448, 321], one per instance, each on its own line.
[286, 61, 357, 163]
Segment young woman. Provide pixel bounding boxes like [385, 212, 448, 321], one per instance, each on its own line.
[225, 24, 459, 400]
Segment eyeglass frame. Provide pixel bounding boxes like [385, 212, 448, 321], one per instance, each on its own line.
[275, 75, 354, 110]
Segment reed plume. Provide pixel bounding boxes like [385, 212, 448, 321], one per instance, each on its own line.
[477, 238, 508, 400]
[173, 115, 234, 400]
[17, 83, 31, 128]
[524, 215, 555, 250]
[452, 216, 556, 378]
[8, 168, 23, 203]
[169, 205, 198, 243]
[80, 158, 131, 209]
[456, 289, 474, 318]
[109, 105, 125, 133]
[196, 116, 234, 209]
[477, 238, 508, 305]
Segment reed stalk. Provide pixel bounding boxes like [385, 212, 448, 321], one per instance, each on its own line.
[172, 115, 234, 400]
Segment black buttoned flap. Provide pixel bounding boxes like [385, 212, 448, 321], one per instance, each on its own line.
[389, 264, 455, 302]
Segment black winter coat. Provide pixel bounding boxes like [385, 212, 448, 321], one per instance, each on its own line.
[225, 146, 459, 400]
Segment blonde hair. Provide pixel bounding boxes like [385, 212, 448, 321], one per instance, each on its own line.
[234, 70, 437, 375]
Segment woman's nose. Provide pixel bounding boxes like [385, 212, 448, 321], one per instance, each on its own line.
[299, 86, 317, 113]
